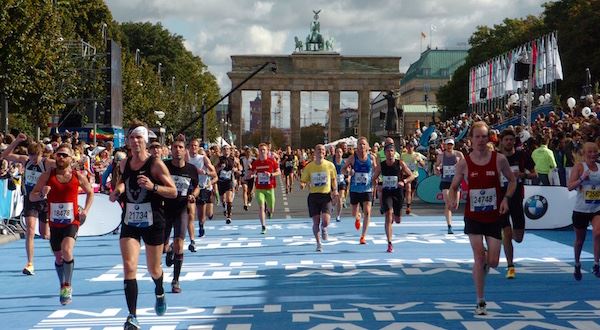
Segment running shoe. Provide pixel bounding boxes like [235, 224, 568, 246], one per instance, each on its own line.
[171, 280, 181, 293]
[22, 263, 35, 276]
[208, 214, 213, 220]
[447, 226, 454, 235]
[354, 217, 361, 230]
[266, 210, 272, 219]
[154, 294, 167, 316]
[342, 200, 347, 208]
[225, 218, 232, 224]
[574, 264, 582, 281]
[593, 264, 600, 278]
[406, 206, 411, 215]
[261, 226, 267, 234]
[199, 225, 205, 238]
[321, 227, 328, 241]
[316, 243, 323, 252]
[165, 243, 174, 267]
[188, 240, 196, 253]
[386, 243, 393, 253]
[124, 314, 141, 330]
[359, 236, 366, 245]
[336, 215, 341, 222]
[59, 286, 72, 305]
[506, 266, 515, 279]
[243, 204, 248, 211]
[475, 301, 487, 315]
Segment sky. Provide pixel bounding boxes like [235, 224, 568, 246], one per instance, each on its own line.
[106, 0, 546, 129]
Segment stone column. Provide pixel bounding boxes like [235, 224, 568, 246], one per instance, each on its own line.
[290, 89, 301, 147]
[229, 89, 242, 146]
[358, 89, 371, 138]
[260, 89, 271, 143]
[328, 90, 340, 141]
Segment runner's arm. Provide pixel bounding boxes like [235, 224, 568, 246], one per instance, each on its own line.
[1, 133, 29, 164]
[151, 159, 178, 199]
[447, 159, 466, 209]
[29, 170, 51, 202]
[567, 163, 584, 191]
[76, 171, 94, 217]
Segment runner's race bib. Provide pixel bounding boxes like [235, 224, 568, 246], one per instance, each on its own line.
[583, 185, 600, 204]
[469, 188, 497, 212]
[257, 172, 270, 185]
[337, 174, 345, 183]
[286, 161, 294, 168]
[172, 175, 191, 197]
[311, 172, 328, 187]
[382, 176, 399, 189]
[220, 170, 232, 180]
[443, 165, 456, 178]
[50, 202, 74, 224]
[25, 169, 42, 187]
[124, 203, 153, 228]
[354, 172, 369, 185]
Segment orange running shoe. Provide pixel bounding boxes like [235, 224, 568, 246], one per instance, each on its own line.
[354, 217, 361, 230]
[359, 236, 366, 244]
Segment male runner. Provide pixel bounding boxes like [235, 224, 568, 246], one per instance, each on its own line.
[372, 141, 414, 252]
[447, 121, 516, 315]
[216, 145, 241, 224]
[401, 141, 426, 214]
[281, 145, 295, 194]
[109, 121, 177, 329]
[300, 144, 338, 252]
[249, 143, 280, 234]
[2, 133, 56, 275]
[332, 147, 348, 222]
[240, 147, 256, 211]
[30, 144, 93, 305]
[343, 137, 378, 244]
[434, 138, 464, 234]
[498, 129, 533, 279]
[164, 138, 199, 293]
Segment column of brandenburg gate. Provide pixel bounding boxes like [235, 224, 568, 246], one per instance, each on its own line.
[227, 53, 402, 147]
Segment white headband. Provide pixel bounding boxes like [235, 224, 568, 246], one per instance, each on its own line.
[129, 126, 149, 143]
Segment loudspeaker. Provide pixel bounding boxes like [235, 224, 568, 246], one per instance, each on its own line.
[479, 88, 487, 99]
[514, 62, 529, 81]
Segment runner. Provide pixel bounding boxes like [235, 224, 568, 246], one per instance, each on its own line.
[1, 133, 56, 275]
[300, 144, 338, 252]
[186, 140, 216, 251]
[240, 147, 256, 211]
[164, 138, 199, 293]
[401, 141, 426, 214]
[30, 144, 93, 305]
[332, 147, 348, 222]
[446, 121, 516, 315]
[108, 121, 177, 329]
[372, 141, 415, 252]
[216, 145, 241, 224]
[281, 145, 295, 194]
[249, 143, 280, 234]
[434, 138, 464, 234]
[343, 137, 378, 244]
[498, 129, 533, 279]
[567, 142, 600, 281]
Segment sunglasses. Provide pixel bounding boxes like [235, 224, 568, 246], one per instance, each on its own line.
[55, 152, 71, 158]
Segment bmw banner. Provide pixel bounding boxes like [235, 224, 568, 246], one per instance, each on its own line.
[523, 185, 575, 229]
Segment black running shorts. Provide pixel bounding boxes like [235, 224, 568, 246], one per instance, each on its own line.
[307, 193, 332, 218]
[463, 217, 502, 240]
[49, 224, 78, 252]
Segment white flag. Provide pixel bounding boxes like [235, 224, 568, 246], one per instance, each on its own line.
[536, 37, 546, 89]
[505, 50, 516, 92]
[552, 32, 563, 80]
[545, 34, 553, 84]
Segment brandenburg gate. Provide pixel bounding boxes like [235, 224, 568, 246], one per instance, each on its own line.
[227, 11, 402, 147]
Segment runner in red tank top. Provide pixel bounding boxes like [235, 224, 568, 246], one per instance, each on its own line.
[447, 121, 516, 316]
[30, 143, 94, 306]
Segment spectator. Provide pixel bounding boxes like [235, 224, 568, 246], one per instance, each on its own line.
[531, 134, 557, 185]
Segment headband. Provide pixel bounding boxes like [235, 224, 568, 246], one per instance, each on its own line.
[129, 126, 149, 143]
[384, 143, 395, 151]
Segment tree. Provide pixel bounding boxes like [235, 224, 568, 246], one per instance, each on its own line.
[300, 123, 326, 148]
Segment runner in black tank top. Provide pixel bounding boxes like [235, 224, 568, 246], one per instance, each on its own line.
[109, 123, 177, 329]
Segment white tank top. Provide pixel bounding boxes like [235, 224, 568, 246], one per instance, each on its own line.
[189, 154, 210, 189]
[574, 162, 600, 213]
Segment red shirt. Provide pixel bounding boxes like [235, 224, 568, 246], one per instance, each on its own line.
[251, 158, 278, 189]
[464, 151, 503, 223]
[47, 169, 81, 228]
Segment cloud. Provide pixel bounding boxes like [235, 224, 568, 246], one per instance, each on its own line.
[106, 0, 546, 92]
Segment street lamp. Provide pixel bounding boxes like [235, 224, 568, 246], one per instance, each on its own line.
[157, 63, 162, 85]
[155, 110, 166, 144]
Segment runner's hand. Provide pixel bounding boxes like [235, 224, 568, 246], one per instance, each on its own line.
[109, 189, 120, 202]
[499, 197, 509, 215]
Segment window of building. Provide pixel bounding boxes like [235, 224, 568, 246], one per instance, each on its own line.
[440, 68, 449, 77]
[421, 67, 431, 77]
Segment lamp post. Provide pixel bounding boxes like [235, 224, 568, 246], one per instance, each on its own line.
[155, 110, 165, 144]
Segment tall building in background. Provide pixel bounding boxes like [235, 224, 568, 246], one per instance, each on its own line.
[249, 93, 261, 132]
[400, 48, 467, 134]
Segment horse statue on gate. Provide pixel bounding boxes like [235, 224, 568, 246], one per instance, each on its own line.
[294, 36, 303, 52]
[305, 9, 324, 51]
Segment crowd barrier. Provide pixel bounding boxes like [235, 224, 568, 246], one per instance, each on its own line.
[417, 169, 576, 229]
[0, 179, 121, 237]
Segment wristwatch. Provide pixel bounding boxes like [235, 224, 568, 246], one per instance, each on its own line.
[152, 184, 158, 192]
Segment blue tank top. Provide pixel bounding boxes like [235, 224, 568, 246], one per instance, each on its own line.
[441, 152, 458, 183]
[350, 154, 373, 193]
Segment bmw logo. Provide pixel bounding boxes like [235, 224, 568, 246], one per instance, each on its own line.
[135, 205, 140, 210]
[524, 195, 548, 220]
[59, 204, 64, 209]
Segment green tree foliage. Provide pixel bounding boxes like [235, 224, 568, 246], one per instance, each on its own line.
[118, 22, 220, 141]
[300, 124, 326, 148]
[437, 15, 545, 117]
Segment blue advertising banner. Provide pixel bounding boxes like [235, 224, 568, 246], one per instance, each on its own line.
[416, 174, 466, 204]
